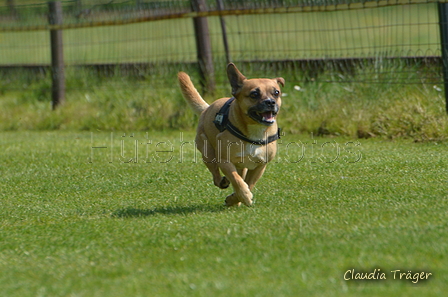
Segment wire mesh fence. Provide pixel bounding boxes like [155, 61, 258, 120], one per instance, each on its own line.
[0, 0, 444, 89]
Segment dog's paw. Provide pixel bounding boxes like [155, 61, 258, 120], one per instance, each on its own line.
[238, 189, 253, 207]
[226, 191, 253, 207]
[219, 176, 230, 189]
[240, 197, 253, 207]
[225, 193, 241, 207]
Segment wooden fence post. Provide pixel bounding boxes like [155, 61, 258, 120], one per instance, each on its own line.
[48, 1, 65, 110]
[216, 0, 231, 64]
[7, 0, 18, 18]
[75, 0, 82, 11]
[438, 2, 448, 113]
[191, 0, 215, 94]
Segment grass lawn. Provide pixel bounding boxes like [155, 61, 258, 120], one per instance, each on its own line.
[0, 130, 446, 296]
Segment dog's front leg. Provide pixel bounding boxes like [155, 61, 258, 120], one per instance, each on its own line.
[225, 165, 266, 206]
[244, 164, 267, 191]
[238, 168, 248, 180]
[218, 162, 253, 207]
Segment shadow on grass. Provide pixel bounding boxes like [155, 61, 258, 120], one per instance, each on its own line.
[112, 204, 226, 218]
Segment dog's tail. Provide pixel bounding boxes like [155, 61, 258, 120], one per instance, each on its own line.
[177, 72, 209, 116]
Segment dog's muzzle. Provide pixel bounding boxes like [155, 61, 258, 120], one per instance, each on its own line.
[248, 99, 279, 126]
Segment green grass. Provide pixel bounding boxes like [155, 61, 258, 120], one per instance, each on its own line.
[0, 131, 447, 296]
[0, 63, 447, 141]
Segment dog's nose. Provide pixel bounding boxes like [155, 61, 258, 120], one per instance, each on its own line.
[264, 99, 276, 107]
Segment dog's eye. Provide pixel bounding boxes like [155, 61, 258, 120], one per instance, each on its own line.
[273, 89, 280, 97]
[250, 91, 260, 99]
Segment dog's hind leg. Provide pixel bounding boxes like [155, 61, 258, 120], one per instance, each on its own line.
[197, 134, 230, 189]
[205, 160, 230, 189]
[225, 193, 241, 207]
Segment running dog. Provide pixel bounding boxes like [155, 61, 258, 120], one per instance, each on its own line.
[177, 63, 285, 206]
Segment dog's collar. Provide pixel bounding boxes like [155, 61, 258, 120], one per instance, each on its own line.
[213, 97, 281, 145]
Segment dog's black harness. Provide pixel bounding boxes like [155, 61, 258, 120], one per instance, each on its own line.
[213, 97, 281, 145]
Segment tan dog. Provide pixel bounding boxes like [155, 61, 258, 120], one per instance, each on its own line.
[178, 63, 285, 206]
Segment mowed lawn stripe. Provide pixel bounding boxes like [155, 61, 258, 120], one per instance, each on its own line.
[0, 131, 446, 296]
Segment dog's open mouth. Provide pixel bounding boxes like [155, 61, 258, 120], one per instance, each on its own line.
[249, 110, 277, 125]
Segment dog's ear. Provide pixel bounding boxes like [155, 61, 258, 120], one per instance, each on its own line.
[275, 77, 285, 87]
[227, 63, 246, 96]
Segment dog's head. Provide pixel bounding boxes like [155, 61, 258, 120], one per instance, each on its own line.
[227, 63, 285, 126]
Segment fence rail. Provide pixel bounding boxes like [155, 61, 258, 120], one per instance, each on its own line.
[0, 0, 445, 32]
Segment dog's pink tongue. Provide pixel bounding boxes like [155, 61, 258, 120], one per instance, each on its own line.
[262, 112, 275, 121]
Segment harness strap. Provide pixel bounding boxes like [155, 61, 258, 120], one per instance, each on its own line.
[213, 98, 281, 145]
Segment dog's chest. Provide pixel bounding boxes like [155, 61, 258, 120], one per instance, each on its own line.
[234, 144, 267, 169]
